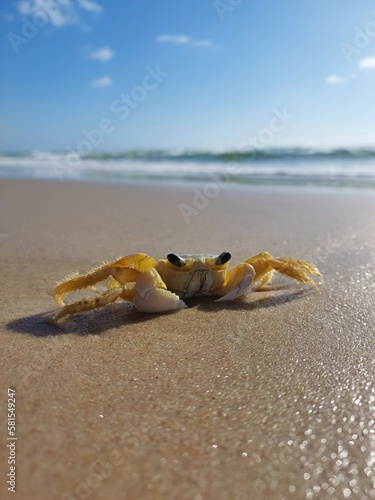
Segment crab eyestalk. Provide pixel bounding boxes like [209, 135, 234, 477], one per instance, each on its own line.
[215, 252, 231, 266]
[167, 253, 186, 267]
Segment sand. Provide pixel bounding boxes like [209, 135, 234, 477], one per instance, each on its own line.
[0, 179, 374, 500]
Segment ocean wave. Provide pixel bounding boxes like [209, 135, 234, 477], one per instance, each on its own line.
[1, 147, 375, 162]
[0, 148, 375, 188]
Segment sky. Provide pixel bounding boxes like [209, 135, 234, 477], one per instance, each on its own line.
[1, 0, 375, 152]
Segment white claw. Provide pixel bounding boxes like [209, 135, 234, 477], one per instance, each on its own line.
[215, 273, 254, 302]
[133, 289, 186, 313]
[134, 268, 187, 313]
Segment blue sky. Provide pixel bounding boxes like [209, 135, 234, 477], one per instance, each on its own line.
[1, 0, 375, 152]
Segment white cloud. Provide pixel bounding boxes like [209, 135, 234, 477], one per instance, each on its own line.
[17, 0, 102, 28]
[77, 0, 102, 14]
[325, 75, 346, 85]
[17, 0, 78, 27]
[90, 76, 112, 88]
[156, 34, 213, 47]
[156, 34, 191, 44]
[325, 58, 375, 86]
[87, 47, 115, 62]
[358, 57, 375, 69]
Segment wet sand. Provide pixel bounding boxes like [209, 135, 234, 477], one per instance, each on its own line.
[0, 179, 374, 499]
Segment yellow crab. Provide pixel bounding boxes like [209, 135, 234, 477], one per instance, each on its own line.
[52, 252, 321, 322]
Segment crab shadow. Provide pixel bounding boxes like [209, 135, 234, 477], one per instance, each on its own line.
[6, 305, 162, 337]
[6, 284, 315, 337]
[193, 284, 314, 313]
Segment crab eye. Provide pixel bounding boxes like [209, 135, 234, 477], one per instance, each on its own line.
[167, 253, 186, 267]
[215, 252, 231, 265]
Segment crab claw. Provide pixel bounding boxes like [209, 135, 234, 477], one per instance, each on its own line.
[133, 268, 187, 313]
[215, 264, 256, 302]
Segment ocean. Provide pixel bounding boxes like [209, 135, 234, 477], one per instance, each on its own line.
[1, 148, 375, 188]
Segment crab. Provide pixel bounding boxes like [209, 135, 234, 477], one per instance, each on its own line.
[52, 251, 321, 322]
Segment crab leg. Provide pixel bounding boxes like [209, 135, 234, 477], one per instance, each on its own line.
[215, 263, 256, 302]
[133, 268, 187, 313]
[52, 285, 135, 322]
[245, 252, 322, 289]
[54, 253, 156, 305]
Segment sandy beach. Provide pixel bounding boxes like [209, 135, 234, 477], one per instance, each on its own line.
[0, 179, 374, 500]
